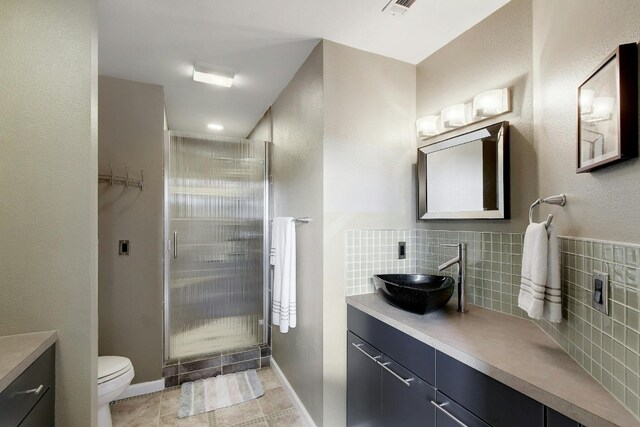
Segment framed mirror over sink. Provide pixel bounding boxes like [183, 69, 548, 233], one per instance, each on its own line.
[417, 121, 509, 220]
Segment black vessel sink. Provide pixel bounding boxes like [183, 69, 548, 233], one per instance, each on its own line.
[373, 274, 455, 314]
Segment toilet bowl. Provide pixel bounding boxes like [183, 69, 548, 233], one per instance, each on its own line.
[98, 356, 135, 427]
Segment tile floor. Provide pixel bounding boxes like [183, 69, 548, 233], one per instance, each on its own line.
[110, 367, 308, 427]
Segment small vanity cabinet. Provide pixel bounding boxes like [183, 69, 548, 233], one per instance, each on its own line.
[0, 345, 55, 427]
[347, 306, 583, 427]
[347, 306, 437, 426]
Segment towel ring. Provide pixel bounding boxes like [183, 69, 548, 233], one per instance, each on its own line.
[529, 194, 566, 228]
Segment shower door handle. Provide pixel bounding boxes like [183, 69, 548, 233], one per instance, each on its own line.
[173, 231, 178, 259]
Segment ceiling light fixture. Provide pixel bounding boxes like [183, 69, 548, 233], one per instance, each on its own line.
[416, 88, 511, 140]
[207, 123, 224, 131]
[193, 62, 235, 87]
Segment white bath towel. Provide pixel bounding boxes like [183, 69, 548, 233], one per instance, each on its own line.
[518, 223, 549, 320]
[270, 217, 296, 333]
[543, 225, 562, 322]
[518, 223, 562, 322]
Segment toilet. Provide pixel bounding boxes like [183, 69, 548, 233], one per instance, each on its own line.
[98, 356, 135, 427]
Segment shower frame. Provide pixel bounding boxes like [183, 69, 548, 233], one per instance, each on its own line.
[162, 131, 271, 363]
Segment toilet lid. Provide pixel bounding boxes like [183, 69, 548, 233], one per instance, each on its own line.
[98, 356, 132, 384]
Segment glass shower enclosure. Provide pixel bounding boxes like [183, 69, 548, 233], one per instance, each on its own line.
[164, 131, 268, 361]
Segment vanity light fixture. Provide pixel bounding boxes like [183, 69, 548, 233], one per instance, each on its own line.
[207, 123, 224, 131]
[473, 88, 510, 119]
[193, 62, 235, 87]
[416, 87, 511, 140]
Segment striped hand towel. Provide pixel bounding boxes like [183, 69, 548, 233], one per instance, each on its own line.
[270, 217, 296, 333]
[518, 223, 562, 322]
[518, 223, 549, 320]
[543, 225, 562, 322]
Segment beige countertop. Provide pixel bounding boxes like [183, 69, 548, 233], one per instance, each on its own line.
[0, 331, 57, 393]
[347, 293, 639, 427]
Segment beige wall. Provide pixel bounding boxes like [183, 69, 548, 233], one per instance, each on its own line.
[533, 0, 640, 242]
[98, 76, 165, 383]
[271, 41, 325, 425]
[247, 108, 273, 142]
[322, 40, 416, 426]
[416, 0, 534, 233]
[0, 0, 98, 425]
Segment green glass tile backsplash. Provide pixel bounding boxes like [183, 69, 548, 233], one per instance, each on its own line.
[345, 229, 640, 418]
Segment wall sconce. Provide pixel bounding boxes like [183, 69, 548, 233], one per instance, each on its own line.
[417, 88, 511, 140]
[473, 88, 510, 119]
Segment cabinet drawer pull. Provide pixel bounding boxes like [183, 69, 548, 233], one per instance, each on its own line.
[351, 342, 381, 362]
[15, 385, 45, 396]
[430, 401, 468, 427]
[378, 361, 414, 387]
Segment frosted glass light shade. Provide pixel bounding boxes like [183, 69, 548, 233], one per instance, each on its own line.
[583, 96, 615, 122]
[579, 89, 595, 115]
[416, 115, 441, 138]
[441, 103, 470, 129]
[472, 88, 510, 119]
[193, 62, 235, 87]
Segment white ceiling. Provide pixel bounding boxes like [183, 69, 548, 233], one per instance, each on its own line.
[99, 0, 510, 138]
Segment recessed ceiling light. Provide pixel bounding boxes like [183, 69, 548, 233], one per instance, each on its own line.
[207, 123, 224, 131]
[193, 62, 235, 87]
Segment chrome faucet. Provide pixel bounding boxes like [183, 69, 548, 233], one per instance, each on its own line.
[437, 243, 468, 313]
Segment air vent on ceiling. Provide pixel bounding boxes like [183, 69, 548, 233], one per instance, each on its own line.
[382, 0, 417, 16]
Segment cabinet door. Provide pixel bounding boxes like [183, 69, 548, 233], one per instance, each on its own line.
[348, 332, 382, 427]
[381, 356, 436, 427]
[436, 352, 544, 427]
[546, 407, 581, 427]
[433, 392, 490, 427]
[19, 389, 54, 427]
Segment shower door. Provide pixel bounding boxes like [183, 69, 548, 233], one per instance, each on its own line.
[165, 131, 268, 360]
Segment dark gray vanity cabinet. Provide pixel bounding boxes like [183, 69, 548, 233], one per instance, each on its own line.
[347, 332, 436, 427]
[0, 345, 55, 427]
[380, 355, 436, 426]
[347, 305, 438, 427]
[433, 391, 490, 427]
[347, 332, 382, 427]
[347, 306, 584, 427]
[546, 408, 582, 427]
[435, 351, 544, 427]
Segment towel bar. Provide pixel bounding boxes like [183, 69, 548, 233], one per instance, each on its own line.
[269, 217, 312, 224]
[528, 194, 566, 228]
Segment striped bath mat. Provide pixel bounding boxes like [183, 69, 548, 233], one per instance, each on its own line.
[177, 370, 264, 418]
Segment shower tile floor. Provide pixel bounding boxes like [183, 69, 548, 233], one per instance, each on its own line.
[110, 367, 308, 427]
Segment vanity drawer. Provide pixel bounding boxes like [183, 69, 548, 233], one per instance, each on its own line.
[0, 346, 55, 427]
[348, 306, 435, 384]
[436, 351, 544, 427]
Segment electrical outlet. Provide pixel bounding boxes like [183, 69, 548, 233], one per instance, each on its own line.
[119, 240, 130, 256]
[398, 242, 406, 259]
[592, 270, 609, 315]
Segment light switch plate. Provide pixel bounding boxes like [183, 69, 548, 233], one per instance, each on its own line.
[592, 270, 609, 315]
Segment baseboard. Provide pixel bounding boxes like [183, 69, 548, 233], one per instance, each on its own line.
[270, 358, 317, 427]
[119, 378, 165, 399]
